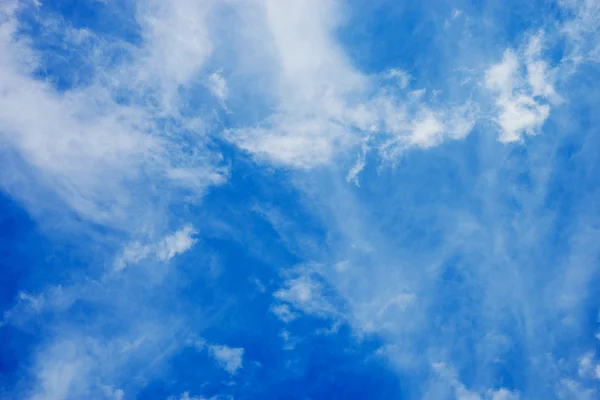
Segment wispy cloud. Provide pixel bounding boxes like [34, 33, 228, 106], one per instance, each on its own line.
[0, 0, 226, 230]
[273, 266, 340, 321]
[2, 0, 600, 399]
[0, 1, 225, 398]
[560, 0, 600, 63]
[114, 225, 196, 272]
[225, 0, 476, 171]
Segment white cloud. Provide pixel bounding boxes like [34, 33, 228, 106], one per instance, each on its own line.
[29, 339, 93, 400]
[431, 362, 482, 400]
[24, 315, 189, 400]
[524, 34, 558, 100]
[484, 34, 557, 143]
[225, 1, 475, 169]
[349, 290, 417, 336]
[279, 329, 297, 350]
[384, 69, 412, 89]
[270, 303, 297, 323]
[156, 225, 197, 261]
[560, 0, 600, 63]
[0, 1, 226, 229]
[223, 0, 367, 168]
[578, 351, 600, 381]
[114, 225, 196, 271]
[186, 338, 245, 375]
[209, 345, 244, 375]
[578, 352, 595, 378]
[229, 118, 349, 169]
[135, 0, 215, 110]
[207, 71, 228, 104]
[4, 1, 599, 399]
[408, 112, 446, 147]
[431, 362, 521, 400]
[346, 144, 368, 187]
[100, 385, 125, 400]
[273, 269, 339, 320]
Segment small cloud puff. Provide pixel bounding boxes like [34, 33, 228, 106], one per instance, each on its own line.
[114, 225, 196, 272]
[209, 345, 244, 375]
[484, 32, 558, 143]
[273, 272, 339, 320]
[186, 337, 244, 375]
[156, 225, 197, 262]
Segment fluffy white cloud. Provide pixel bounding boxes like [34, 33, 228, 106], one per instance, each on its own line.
[484, 33, 557, 143]
[156, 225, 197, 262]
[209, 345, 244, 375]
[186, 337, 245, 375]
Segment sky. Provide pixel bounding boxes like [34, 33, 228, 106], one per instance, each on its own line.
[1, 0, 600, 399]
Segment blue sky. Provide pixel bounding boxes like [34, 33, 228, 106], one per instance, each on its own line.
[1, 0, 600, 399]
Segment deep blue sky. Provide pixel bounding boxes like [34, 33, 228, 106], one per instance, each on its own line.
[1, 0, 600, 399]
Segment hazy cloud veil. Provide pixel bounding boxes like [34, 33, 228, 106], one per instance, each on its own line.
[1, 0, 600, 399]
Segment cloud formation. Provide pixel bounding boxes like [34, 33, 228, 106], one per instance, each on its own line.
[114, 225, 197, 272]
[1, 0, 600, 399]
[484, 33, 557, 142]
[0, 0, 226, 230]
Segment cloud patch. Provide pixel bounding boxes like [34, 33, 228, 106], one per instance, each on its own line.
[114, 225, 197, 272]
[208, 345, 244, 375]
[484, 33, 558, 142]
